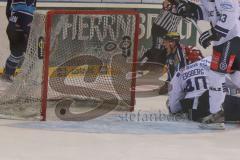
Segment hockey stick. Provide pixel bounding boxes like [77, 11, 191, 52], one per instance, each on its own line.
[187, 18, 202, 35]
[126, 70, 150, 80]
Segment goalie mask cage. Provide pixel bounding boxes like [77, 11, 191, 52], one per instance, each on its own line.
[0, 10, 139, 121]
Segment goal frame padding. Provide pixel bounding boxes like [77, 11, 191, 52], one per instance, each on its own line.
[41, 10, 140, 121]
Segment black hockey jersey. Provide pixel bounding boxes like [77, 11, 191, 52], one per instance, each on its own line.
[6, 0, 37, 19]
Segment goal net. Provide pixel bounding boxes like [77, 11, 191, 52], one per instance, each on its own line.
[0, 10, 139, 121]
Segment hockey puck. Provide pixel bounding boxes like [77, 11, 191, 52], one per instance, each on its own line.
[60, 108, 66, 115]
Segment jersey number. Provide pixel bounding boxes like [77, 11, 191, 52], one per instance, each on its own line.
[184, 76, 207, 92]
[220, 14, 227, 23]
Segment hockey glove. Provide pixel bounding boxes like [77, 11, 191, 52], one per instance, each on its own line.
[174, 0, 202, 20]
[176, 1, 189, 17]
[199, 28, 222, 49]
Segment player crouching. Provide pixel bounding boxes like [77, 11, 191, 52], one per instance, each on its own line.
[167, 56, 240, 129]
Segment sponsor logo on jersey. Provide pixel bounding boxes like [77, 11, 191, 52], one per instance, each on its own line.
[208, 11, 214, 17]
[220, 2, 234, 11]
[209, 86, 222, 91]
[186, 63, 198, 70]
[220, 62, 227, 71]
[9, 16, 18, 23]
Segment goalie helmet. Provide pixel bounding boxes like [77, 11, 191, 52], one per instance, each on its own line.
[163, 32, 181, 43]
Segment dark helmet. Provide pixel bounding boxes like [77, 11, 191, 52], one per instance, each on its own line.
[163, 32, 181, 42]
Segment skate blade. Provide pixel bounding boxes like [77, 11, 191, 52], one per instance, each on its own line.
[199, 123, 225, 130]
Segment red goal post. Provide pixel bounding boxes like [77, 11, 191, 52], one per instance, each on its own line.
[0, 9, 140, 121]
[41, 10, 140, 120]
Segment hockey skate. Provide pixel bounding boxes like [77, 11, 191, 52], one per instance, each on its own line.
[199, 110, 225, 130]
[0, 73, 13, 83]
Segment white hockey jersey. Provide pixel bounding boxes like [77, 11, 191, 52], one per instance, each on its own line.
[198, 0, 240, 46]
[168, 57, 212, 113]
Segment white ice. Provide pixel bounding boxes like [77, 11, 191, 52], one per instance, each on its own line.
[0, 95, 240, 160]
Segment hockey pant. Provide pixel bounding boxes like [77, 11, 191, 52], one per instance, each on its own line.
[180, 91, 240, 122]
[180, 90, 211, 122]
[4, 21, 30, 76]
[207, 37, 240, 114]
[223, 95, 240, 121]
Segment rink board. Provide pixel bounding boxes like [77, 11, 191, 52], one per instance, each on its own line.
[0, 2, 211, 74]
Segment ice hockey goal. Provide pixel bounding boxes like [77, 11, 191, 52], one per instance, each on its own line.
[0, 10, 139, 121]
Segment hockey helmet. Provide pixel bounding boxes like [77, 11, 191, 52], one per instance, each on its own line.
[163, 32, 181, 43]
[184, 45, 204, 63]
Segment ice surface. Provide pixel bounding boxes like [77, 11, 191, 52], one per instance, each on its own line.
[0, 95, 240, 160]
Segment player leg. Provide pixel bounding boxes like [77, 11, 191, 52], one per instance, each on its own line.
[222, 40, 240, 121]
[223, 95, 240, 122]
[180, 91, 211, 122]
[202, 37, 240, 126]
[2, 22, 28, 82]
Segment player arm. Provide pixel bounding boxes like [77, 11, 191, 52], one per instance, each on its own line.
[166, 0, 207, 21]
[214, 0, 238, 39]
[181, 1, 206, 21]
[228, 71, 240, 89]
[199, 0, 239, 49]
[168, 72, 186, 113]
[6, 0, 12, 20]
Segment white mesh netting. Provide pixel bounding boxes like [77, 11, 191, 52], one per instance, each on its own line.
[0, 10, 139, 120]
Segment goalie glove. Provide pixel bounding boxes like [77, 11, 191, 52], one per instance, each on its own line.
[199, 28, 222, 49]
